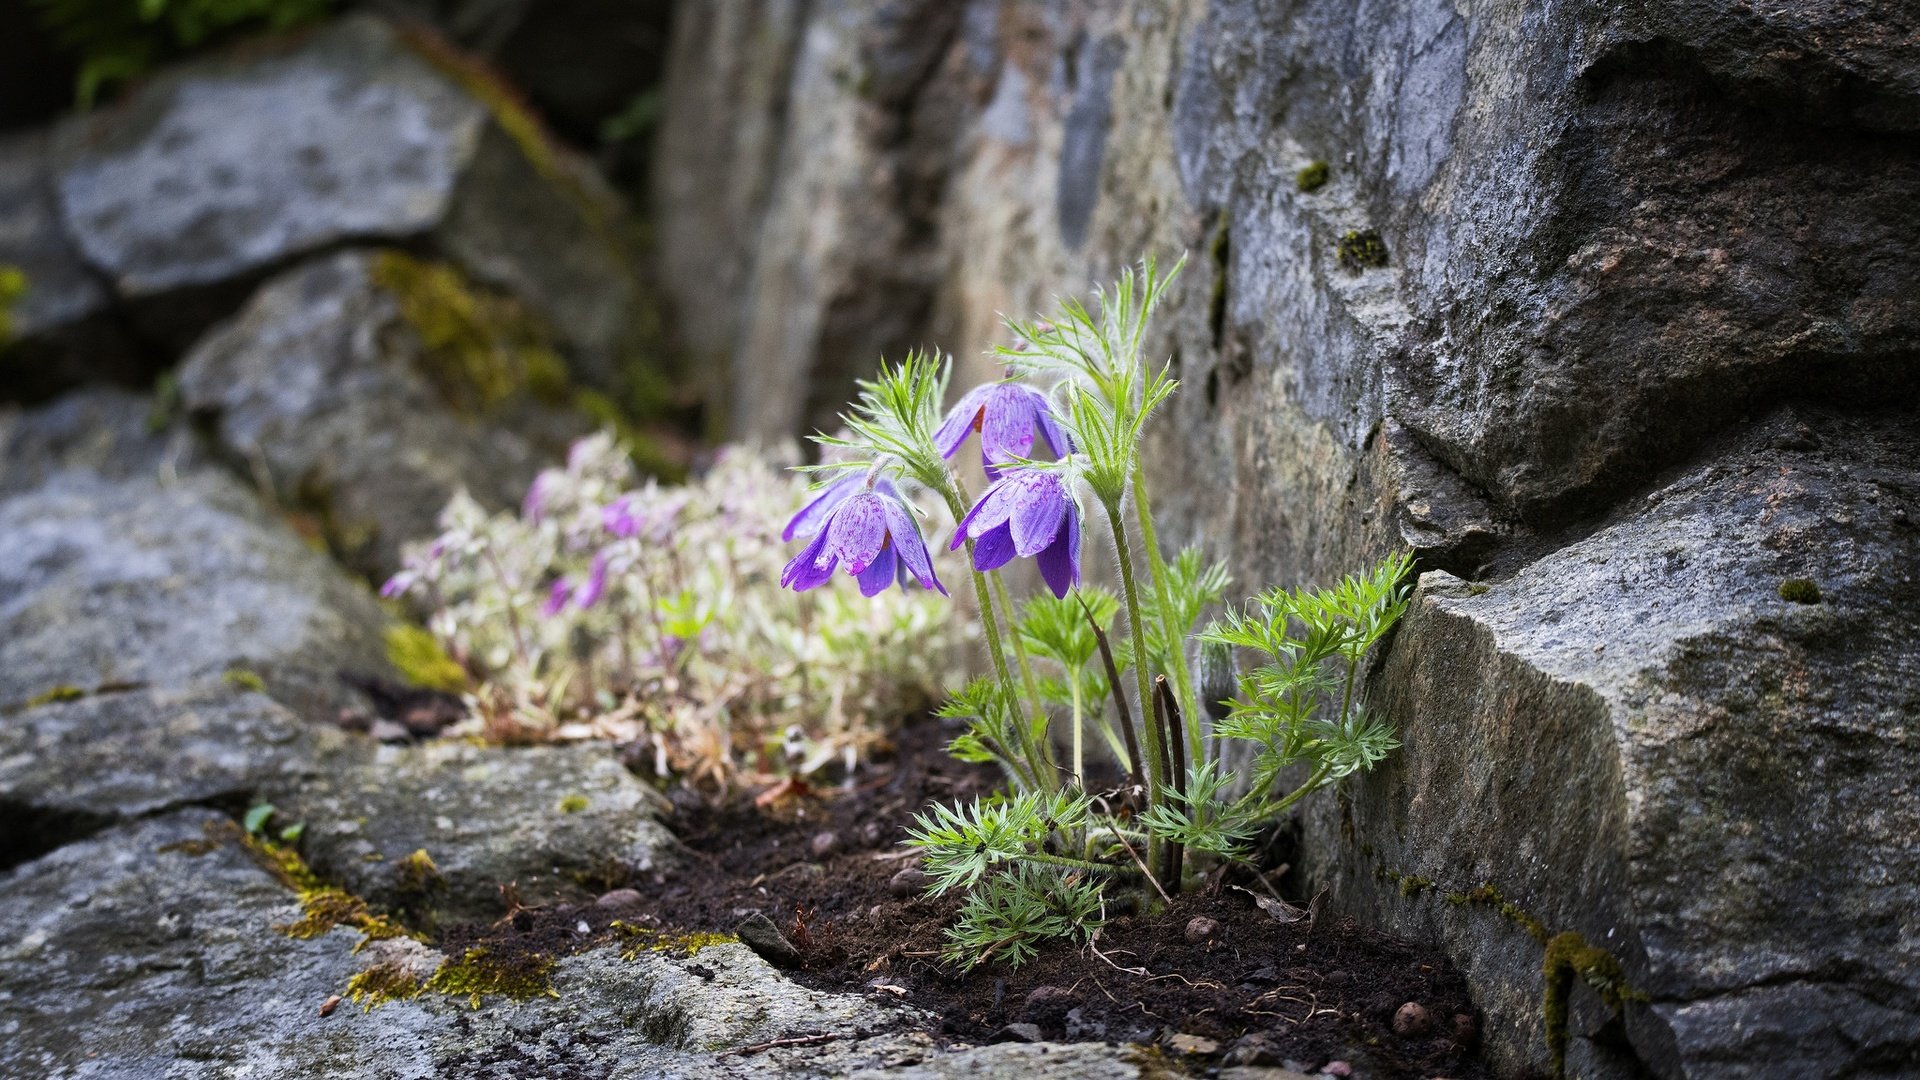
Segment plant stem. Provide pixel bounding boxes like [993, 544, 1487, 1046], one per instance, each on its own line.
[1104, 500, 1163, 871]
[989, 571, 1049, 746]
[1069, 674, 1084, 786]
[1130, 461, 1202, 766]
[1019, 850, 1121, 875]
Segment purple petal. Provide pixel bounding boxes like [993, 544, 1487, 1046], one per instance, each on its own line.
[379, 572, 412, 599]
[576, 551, 611, 608]
[602, 496, 640, 538]
[978, 385, 1037, 464]
[881, 495, 946, 595]
[541, 578, 574, 617]
[951, 474, 1019, 549]
[1008, 473, 1068, 557]
[784, 474, 861, 542]
[1027, 387, 1074, 458]
[781, 530, 833, 590]
[856, 544, 898, 596]
[823, 492, 889, 574]
[933, 384, 996, 459]
[522, 473, 551, 523]
[970, 521, 1018, 572]
[1035, 506, 1082, 598]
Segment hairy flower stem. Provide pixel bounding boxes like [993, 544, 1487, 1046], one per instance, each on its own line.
[937, 481, 1052, 790]
[1104, 500, 1164, 872]
[1130, 461, 1201, 766]
[989, 571, 1050, 746]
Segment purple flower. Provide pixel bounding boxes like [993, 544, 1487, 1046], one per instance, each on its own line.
[523, 471, 555, 523]
[934, 382, 1072, 471]
[602, 495, 642, 538]
[575, 550, 612, 608]
[781, 485, 945, 597]
[783, 474, 902, 543]
[950, 468, 1081, 598]
[379, 571, 413, 599]
[541, 578, 574, 617]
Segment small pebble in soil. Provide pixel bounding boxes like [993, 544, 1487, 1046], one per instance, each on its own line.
[1393, 1001, 1434, 1037]
[1167, 1032, 1219, 1055]
[810, 831, 839, 857]
[888, 866, 930, 897]
[1324, 969, 1351, 987]
[991, 1023, 1042, 1044]
[595, 888, 643, 909]
[1323, 1062, 1353, 1078]
[1222, 1033, 1282, 1066]
[1184, 915, 1221, 943]
[1021, 985, 1078, 1025]
[734, 912, 803, 968]
[1452, 1012, 1478, 1045]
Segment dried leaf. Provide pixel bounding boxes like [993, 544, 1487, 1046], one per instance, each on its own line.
[1231, 884, 1308, 924]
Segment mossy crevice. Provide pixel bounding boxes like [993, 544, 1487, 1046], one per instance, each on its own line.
[1296, 160, 1330, 192]
[1335, 228, 1390, 272]
[345, 957, 425, 1010]
[234, 827, 410, 950]
[0, 264, 26, 345]
[1778, 577, 1821, 603]
[24, 684, 87, 709]
[370, 251, 571, 418]
[1543, 931, 1647, 1078]
[424, 945, 559, 1008]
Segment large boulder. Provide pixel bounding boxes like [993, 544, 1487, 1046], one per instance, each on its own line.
[653, 1, 1920, 1075]
[1309, 407, 1920, 1078]
[177, 248, 589, 578]
[0, 131, 142, 400]
[0, 461, 392, 722]
[266, 739, 680, 923]
[0, 810, 1126, 1078]
[43, 14, 648, 392]
[0, 384, 208, 498]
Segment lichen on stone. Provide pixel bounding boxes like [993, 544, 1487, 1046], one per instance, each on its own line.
[24, 684, 86, 708]
[557, 793, 590, 814]
[1778, 577, 1821, 604]
[383, 623, 468, 693]
[344, 958, 425, 1010]
[369, 250, 571, 417]
[1296, 160, 1330, 192]
[1334, 228, 1389, 272]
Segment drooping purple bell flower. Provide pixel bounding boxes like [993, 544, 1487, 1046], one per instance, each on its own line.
[950, 468, 1081, 598]
[781, 484, 945, 597]
[783, 474, 903, 542]
[934, 382, 1072, 472]
[541, 577, 575, 617]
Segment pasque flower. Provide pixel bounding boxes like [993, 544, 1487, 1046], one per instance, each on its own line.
[782, 482, 945, 596]
[934, 382, 1071, 472]
[950, 468, 1081, 598]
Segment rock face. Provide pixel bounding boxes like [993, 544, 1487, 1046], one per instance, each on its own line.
[0, 432, 393, 721]
[177, 249, 588, 577]
[654, 2, 1920, 1075]
[0, 810, 1139, 1079]
[2, 14, 650, 398]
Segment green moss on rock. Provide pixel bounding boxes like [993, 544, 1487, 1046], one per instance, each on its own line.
[222, 668, 267, 693]
[383, 623, 468, 693]
[25, 684, 87, 708]
[1543, 931, 1645, 1077]
[370, 250, 571, 417]
[424, 946, 558, 1008]
[1335, 228, 1390, 272]
[1296, 160, 1330, 192]
[0, 264, 26, 344]
[610, 920, 736, 959]
[1778, 577, 1821, 604]
[345, 958, 425, 1010]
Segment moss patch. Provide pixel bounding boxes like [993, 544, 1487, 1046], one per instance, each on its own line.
[370, 250, 571, 417]
[221, 668, 267, 693]
[1543, 931, 1645, 1077]
[345, 957, 425, 1010]
[24, 684, 87, 708]
[610, 921, 736, 960]
[1778, 578, 1821, 604]
[0, 264, 27, 344]
[1335, 228, 1390, 272]
[238, 830, 409, 949]
[384, 623, 468, 693]
[1446, 881, 1549, 944]
[557, 793, 590, 814]
[1296, 160, 1330, 192]
[424, 946, 559, 1008]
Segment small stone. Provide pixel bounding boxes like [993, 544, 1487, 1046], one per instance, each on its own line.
[888, 866, 930, 897]
[990, 1023, 1042, 1044]
[1222, 1032, 1282, 1066]
[1167, 1032, 1219, 1055]
[1324, 969, 1351, 987]
[1323, 1062, 1354, 1078]
[318, 994, 342, 1017]
[1393, 1001, 1434, 1037]
[595, 888, 643, 909]
[1452, 1012, 1478, 1044]
[1021, 984, 1077, 1025]
[1184, 915, 1222, 943]
[857, 821, 883, 846]
[368, 719, 411, 743]
[734, 912, 803, 968]
[810, 830, 839, 858]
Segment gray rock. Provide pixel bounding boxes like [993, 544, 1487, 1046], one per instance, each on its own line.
[0, 810, 933, 1079]
[0, 385, 208, 499]
[1305, 408, 1920, 1076]
[177, 249, 587, 577]
[734, 910, 803, 969]
[49, 15, 647, 390]
[0, 685, 352, 858]
[267, 739, 679, 922]
[846, 1041, 1155, 1079]
[0, 466, 392, 721]
[0, 130, 141, 400]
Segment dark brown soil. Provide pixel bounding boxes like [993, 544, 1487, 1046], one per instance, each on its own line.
[425, 717, 1492, 1078]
